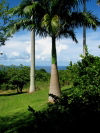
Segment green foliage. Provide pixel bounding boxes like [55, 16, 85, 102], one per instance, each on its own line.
[67, 54, 100, 99]
[7, 65, 30, 93]
[0, 54, 100, 132]
[58, 70, 72, 87]
[35, 69, 50, 82]
[0, 65, 50, 92]
[0, 70, 6, 85]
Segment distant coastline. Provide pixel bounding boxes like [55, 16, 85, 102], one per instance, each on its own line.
[0, 65, 67, 73]
[36, 66, 67, 73]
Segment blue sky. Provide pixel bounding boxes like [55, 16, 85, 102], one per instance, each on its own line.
[0, 0, 100, 66]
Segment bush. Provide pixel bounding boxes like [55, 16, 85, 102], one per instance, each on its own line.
[67, 54, 100, 98]
[59, 70, 72, 87]
[35, 69, 50, 81]
[0, 83, 16, 90]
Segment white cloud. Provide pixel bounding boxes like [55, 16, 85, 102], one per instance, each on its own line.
[57, 44, 68, 53]
[0, 29, 100, 66]
[11, 52, 20, 57]
[25, 37, 68, 62]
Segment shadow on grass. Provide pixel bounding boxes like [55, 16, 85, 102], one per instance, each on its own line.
[0, 92, 27, 97]
[0, 111, 33, 133]
[0, 93, 100, 133]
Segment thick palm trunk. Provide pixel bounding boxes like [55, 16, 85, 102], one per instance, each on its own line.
[29, 29, 35, 93]
[48, 36, 61, 102]
[83, 0, 86, 57]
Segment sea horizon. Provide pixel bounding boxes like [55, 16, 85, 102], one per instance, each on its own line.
[36, 66, 67, 73]
[0, 65, 67, 73]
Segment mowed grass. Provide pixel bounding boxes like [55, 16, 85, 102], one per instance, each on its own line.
[0, 81, 49, 117]
[0, 82, 71, 132]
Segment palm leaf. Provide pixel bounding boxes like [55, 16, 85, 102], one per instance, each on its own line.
[51, 15, 60, 33]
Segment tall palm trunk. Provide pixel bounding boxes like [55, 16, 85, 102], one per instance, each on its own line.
[83, 0, 86, 57]
[29, 29, 35, 93]
[48, 36, 61, 102]
[29, 0, 35, 93]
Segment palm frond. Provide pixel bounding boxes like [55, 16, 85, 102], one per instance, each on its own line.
[58, 29, 78, 43]
[67, 12, 100, 30]
[6, 18, 34, 36]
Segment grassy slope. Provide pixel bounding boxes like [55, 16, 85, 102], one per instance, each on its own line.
[0, 89, 48, 117]
[0, 81, 70, 132]
[0, 82, 49, 117]
[0, 81, 50, 132]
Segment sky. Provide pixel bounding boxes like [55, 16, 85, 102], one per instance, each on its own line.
[0, 0, 100, 66]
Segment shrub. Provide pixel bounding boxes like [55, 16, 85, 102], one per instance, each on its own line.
[66, 54, 100, 100]
[59, 70, 72, 87]
[35, 69, 50, 81]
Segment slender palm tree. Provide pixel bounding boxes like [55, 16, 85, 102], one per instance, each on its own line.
[39, 0, 99, 102]
[7, 0, 41, 93]
[83, 0, 99, 56]
[29, 0, 35, 93]
[83, 0, 87, 56]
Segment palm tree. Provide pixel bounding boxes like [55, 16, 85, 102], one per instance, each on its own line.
[39, 0, 99, 102]
[29, 0, 35, 93]
[7, 0, 99, 102]
[83, 0, 87, 56]
[7, 0, 41, 93]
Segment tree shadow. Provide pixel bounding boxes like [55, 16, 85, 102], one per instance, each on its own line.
[0, 112, 33, 133]
[0, 92, 27, 97]
[0, 93, 99, 133]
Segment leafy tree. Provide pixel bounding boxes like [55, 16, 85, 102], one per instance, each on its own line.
[7, 65, 30, 93]
[0, 65, 50, 92]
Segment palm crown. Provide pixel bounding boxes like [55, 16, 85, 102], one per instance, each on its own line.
[7, 0, 99, 42]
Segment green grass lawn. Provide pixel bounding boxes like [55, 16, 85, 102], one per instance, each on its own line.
[0, 82, 49, 117]
[0, 81, 50, 132]
[0, 82, 70, 133]
[0, 83, 71, 117]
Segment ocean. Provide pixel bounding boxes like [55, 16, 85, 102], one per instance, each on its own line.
[36, 66, 67, 73]
[0, 65, 67, 73]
